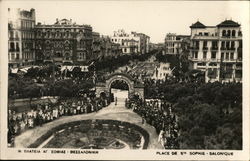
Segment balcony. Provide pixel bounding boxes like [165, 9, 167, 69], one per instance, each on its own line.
[9, 37, 20, 41]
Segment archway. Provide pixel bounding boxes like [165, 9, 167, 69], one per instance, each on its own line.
[95, 73, 144, 101]
[110, 79, 129, 101]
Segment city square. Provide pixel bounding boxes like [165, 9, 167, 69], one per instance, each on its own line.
[6, 2, 243, 151]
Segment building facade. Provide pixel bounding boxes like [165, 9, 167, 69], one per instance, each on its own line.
[35, 18, 93, 65]
[8, 8, 36, 68]
[165, 33, 190, 55]
[189, 20, 242, 83]
[111, 29, 150, 55]
[99, 35, 122, 59]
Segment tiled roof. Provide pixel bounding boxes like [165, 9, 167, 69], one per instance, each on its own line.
[217, 20, 240, 27]
[190, 21, 206, 28]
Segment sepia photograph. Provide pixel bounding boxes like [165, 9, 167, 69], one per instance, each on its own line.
[0, 0, 249, 160]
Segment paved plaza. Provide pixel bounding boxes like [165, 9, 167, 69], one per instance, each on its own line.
[15, 94, 163, 149]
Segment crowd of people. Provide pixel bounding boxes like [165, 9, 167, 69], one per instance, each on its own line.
[8, 96, 110, 147]
[126, 98, 179, 149]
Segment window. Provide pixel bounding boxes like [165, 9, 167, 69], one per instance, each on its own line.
[124, 48, 127, 53]
[226, 41, 230, 48]
[232, 30, 236, 37]
[16, 43, 19, 51]
[197, 62, 206, 66]
[194, 52, 198, 58]
[211, 52, 216, 59]
[221, 52, 224, 59]
[194, 41, 199, 49]
[227, 30, 231, 37]
[226, 53, 229, 60]
[222, 30, 226, 37]
[221, 41, 225, 49]
[199, 32, 202, 36]
[203, 41, 207, 47]
[47, 31, 50, 38]
[204, 32, 209, 36]
[203, 52, 207, 59]
[16, 53, 19, 60]
[231, 41, 235, 49]
[230, 53, 234, 60]
[11, 53, 15, 60]
[10, 42, 15, 50]
[238, 31, 242, 36]
[212, 41, 218, 49]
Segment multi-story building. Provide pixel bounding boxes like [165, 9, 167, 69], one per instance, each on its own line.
[111, 29, 150, 55]
[100, 35, 122, 58]
[35, 18, 93, 65]
[92, 32, 101, 60]
[131, 32, 150, 54]
[8, 8, 36, 68]
[165, 33, 190, 55]
[189, 20, 242, 83]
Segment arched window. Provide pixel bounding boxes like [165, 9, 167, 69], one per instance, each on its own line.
[232, 30, 236, 37]
[222, 30, 226, 37]
[227, 30, 231, 37]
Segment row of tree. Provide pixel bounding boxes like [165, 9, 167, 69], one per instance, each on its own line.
[8, 77, 95, 100]
[145, 80, 242, 149]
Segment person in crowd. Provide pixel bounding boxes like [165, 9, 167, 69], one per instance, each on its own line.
[130, 98, 179, 149]
[7, 95, 110, 146]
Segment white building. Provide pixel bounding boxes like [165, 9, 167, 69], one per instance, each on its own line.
[111, 29, 150, 55]
[189, 20, 242, 83]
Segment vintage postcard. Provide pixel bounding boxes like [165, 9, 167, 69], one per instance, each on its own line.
[0, 0, 249, 160]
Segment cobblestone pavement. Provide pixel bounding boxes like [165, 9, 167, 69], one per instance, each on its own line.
[15, 99, 163, 149]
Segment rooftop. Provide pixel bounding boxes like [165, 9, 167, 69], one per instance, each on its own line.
[190, 21, 206, 29]
[217, 19, 241, 27]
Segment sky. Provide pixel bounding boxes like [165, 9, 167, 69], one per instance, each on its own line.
[3, 0, 249, 43]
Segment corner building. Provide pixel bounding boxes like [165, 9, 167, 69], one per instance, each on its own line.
[8, 8, 36, 68]
[35, 19, 93, 65]
[189, 20, 242, 83]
